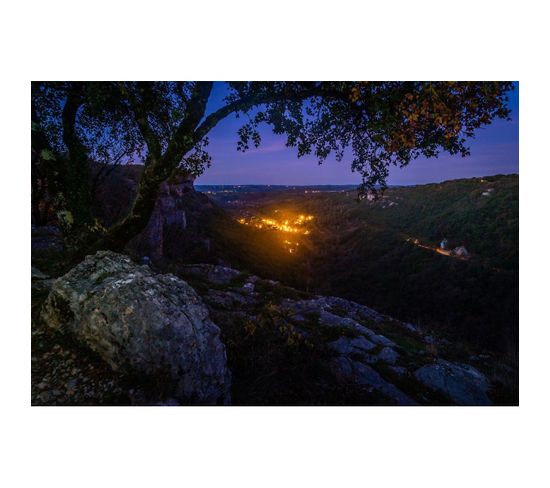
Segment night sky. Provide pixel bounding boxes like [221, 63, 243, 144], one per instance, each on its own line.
[195, 82, 519, 186]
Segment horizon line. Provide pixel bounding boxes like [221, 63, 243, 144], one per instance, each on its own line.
[195, 173, 519, 187]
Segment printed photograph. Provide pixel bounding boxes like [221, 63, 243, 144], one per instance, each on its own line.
[31, 81, 518, 406]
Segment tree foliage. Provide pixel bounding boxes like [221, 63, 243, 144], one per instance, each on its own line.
[31, 81, 513, 252]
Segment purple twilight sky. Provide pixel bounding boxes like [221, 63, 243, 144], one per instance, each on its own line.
[195, 82, 519, 186]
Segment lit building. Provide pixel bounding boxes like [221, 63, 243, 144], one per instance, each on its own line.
[452, 246, 469, 258]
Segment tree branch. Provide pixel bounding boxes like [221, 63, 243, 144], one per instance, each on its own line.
[191, 84, 348, 145]
[118, 82, 162, 160]
[61, 83, 84, 153]
[162, 82, 214, 165]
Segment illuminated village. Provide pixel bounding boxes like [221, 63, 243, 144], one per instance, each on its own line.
[237, 212, 314, 253]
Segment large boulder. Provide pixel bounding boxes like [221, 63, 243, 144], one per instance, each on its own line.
[41, 251, 231, 405]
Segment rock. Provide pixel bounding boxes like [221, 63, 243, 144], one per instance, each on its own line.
[351, 362, 417, 405]
[328, 339, 349, 355]
[41, 251, 231, 405]
[403, 322, 421, 334]
[331, 356, 354, 377]
[206, 289, 251, 309]
[349, 336, 377, 352]
[316, 309, 376, 337]
[281, 295, 397, 351]
[180, 264, 242, 286]
[368, 333, 396, 348]
[378, 347, 399, 364]
[280, 295, 384, 326]
[328, 336, 414, 405]
[414, 360, 491, 405]
[328, 336, 376, 356]
[331, 358, 417, 405]
[319, 309, 360, 329]
[316, 295, 384, 323]
[361, 355, 380, 364]
[32, 267, 50, 279]
[389, 366, 408, 377]
[242, 282, 255, 293]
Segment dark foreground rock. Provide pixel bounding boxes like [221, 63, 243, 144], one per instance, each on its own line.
[177, 264, 500, 406]
[414, 360, 491, 405]
[32, 256, 510, 406]
[41, 251, 231, 405]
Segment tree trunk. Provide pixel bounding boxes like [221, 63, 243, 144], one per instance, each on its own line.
[61, 83, 93, 229]
[81, 149, 192, 257]
[73, 82, 213, 260]
[32, 85, 92, 233]
[31, 105, 64, 225]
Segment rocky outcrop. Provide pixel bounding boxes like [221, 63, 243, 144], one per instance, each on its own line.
[280, 297, 414, 405]
[41, 251, 230, 405]
[178, 263, 495, 406]
[35, 255, 497, 406]
[331, 358, 417, 405]
[414, 360, 491, 405]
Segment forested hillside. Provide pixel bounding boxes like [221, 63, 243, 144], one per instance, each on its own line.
[213, 175, 519, 357]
